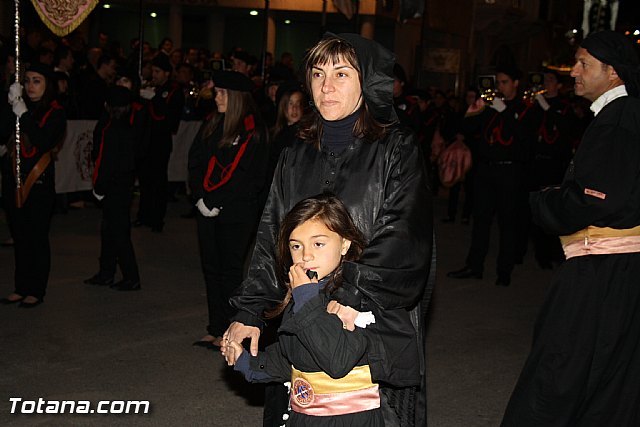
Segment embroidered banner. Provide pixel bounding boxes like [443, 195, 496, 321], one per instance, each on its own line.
[30, 0, 100, 37]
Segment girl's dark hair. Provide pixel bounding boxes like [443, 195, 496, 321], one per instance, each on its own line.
[297, 35, 389, 148]
[265, 193, 367, 318]
[201, 89, 260, 146]
[271, 89, 307, 139]
[25, 70, 56, 119]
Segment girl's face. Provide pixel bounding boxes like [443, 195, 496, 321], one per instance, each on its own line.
[288, 218, 351, 281]
[24, 71, 46, 102]
[215, 87, 228, 113]
[286, 92, 304, 125]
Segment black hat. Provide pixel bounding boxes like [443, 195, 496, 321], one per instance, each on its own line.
[26, 62, 53, 80]
[213, 70, 254, 92]
[232, 50, 251, 65]
[151, 54, 172, 72]
[106, 85, 131, 108]
[116, 66, 140, 86]
[582, 30, 640, 97]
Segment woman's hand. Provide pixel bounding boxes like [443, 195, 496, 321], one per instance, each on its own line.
[224, 322, 260, 356]
[288, 263, 317, 289]
[327, 300, 359, 331]
[220, 339, 244, 366]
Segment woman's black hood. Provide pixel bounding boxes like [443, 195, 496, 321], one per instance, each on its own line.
[329, 32, 398, 123]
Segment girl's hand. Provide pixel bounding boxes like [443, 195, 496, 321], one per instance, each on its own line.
[220, 339, 244, 366]
[327, 301, 359, 331]
[288, 263, 317, 289]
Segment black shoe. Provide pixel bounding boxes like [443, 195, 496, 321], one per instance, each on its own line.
[18, 299, 43, 308]
[447, 266, 483, 279]
[84, 275, 114, 286]
[113, 279, 141, 291]
[441, 216, 455, 223]
[495, 276, 511, 287]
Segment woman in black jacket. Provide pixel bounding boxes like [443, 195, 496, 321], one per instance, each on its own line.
[1, 63, 66, 308]
[224, 34, 433, 426]
[188, 71, 269, 347]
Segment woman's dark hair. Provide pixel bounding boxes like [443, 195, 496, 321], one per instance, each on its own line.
[297, 35, 389, 148]
[201, 89, 260, 147]
[265, 193, 367, 318]
[24, 70, 56, 118]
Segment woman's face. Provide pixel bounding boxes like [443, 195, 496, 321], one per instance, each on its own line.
[286, 92, 304, 125]
[215, 88, 228, 113]
[310, 56, 362, 121]
[24, 71, 46, 102]
[288, 218, 351, 281]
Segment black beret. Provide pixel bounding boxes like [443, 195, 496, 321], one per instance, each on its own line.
[232, 50, 251, 65]
[582, 30, 640, 97]
[26, 62, 53, 80]
[151, 54, 172, 72]
[213, 70, 254, 92]
[106, 85, 131, 108]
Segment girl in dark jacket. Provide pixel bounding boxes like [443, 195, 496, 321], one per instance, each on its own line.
[188, 70, 269, 347]
[84, 86, 140, 291]
[1, 63, 66, 307]
[223, 194, 384, 426]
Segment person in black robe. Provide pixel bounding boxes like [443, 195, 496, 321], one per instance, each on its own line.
[502, 30, 640, 426]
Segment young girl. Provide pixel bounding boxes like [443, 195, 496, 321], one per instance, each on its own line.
[221, 193, 383, 426]
[84, 86, 140, 291]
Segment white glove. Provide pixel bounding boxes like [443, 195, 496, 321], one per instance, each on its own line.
[12, 99, 27, 118]
[0, 144, 7, 157]
[354, 311, 376, 329]
[8, 82, 23, 104]
[140, 87, 155, 100]
[92, 190, 105, 201]
[535, 93, 550, 111]
[196, 198, 220, 217]
[489, 97, 506, 113]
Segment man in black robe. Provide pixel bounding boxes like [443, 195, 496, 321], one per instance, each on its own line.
[502, 30, 640, 426]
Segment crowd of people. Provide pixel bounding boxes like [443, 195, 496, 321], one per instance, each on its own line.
[1, 23, 640, 426]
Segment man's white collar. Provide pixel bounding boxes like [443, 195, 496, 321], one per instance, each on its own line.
[590, 85, 628, 116]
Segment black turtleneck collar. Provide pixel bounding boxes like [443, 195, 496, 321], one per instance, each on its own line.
[321, 111, 359, 154]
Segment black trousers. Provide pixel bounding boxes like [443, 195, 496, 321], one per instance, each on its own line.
[137, 148, 170, 228]
[447, 166, 474, 220]
[196, 214, 256, 337]
[99, 180, 139, 281]
[8, 181, 55, 300]
[466, 162, 525, 278]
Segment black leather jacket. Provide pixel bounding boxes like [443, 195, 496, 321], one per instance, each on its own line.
[231, 126, 433, 385]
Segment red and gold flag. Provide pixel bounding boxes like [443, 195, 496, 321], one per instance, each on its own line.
[30, 0, 100, 37]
